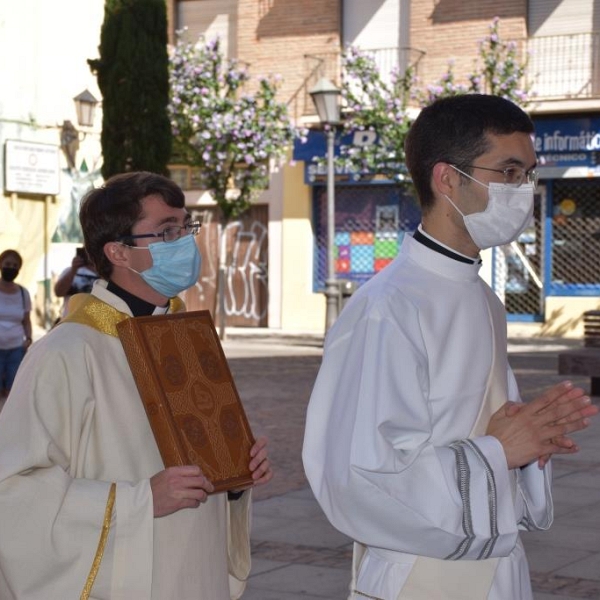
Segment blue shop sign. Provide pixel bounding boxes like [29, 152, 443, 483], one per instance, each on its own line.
[295, 117, 600, 182]
[294, 129, 396, 184]
[533, 116, 600, 172]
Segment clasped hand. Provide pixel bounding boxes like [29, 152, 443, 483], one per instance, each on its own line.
[486, 381, 599, 470]
[151, 436, 273, 517]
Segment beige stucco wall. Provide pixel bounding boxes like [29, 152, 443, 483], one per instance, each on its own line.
[538, 296, 600, 339]
[279, 162, 326, 332]
[0, 1, 104, 328]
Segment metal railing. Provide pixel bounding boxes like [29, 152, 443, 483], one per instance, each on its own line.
[286, 52, 341, 123]
[526, 31, 600, 100]
[288, 32, 600, 121]
[288, 47, 425, 122]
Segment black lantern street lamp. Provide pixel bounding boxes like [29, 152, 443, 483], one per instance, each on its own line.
[60, 89, 99, 171]
[309, 77, 342, 332]
[73, 89, 99, 128]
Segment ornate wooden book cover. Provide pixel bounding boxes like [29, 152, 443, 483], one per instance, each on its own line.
[116, 310, 255, 493]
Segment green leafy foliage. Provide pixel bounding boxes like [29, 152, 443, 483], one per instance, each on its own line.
[89, 0, 172, 178]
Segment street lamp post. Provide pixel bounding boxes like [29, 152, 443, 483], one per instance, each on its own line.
[309, 78, 341, 332]
[73, 89, 99, 128]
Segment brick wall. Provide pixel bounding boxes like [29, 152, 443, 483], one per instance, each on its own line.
[237, 0, 341, 118]
[171, 1, 530, 118]
[412, 0, 527, 89]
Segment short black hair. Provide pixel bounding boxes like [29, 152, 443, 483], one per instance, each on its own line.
[79, 171, 185, 279]
[404, 94, 534, 213]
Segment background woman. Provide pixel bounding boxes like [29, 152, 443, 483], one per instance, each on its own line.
[0, 250, 32, 400]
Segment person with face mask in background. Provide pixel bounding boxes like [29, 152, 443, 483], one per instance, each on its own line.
[303, 95, 599, 600]
[0, 249, 32, 401]
[54, 245, 99, 319]
[0, 172, 272, 599]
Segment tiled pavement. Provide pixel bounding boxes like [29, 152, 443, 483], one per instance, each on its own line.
[222, 331, 600, 600]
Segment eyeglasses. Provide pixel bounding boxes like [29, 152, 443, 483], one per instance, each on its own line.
[456, 164, 539, 189]
[118, 221, 201, 244]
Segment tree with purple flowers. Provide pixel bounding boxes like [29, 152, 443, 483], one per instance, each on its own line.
[420, 60, 470, 106]
[168, 33, 300, 336]
[338, 17, 532, 180]
[337, 46, 415, 181]
[426, 17, 532, 105]
[168, 34, 299, 220]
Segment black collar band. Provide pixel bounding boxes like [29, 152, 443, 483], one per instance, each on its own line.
[106, 280, 164, 317]
[412, 229, 480, 265]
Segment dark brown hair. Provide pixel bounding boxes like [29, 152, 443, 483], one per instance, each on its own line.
[405, 94, 534, 213]
[79, 171, 185, 279]
[0, 249, 23, 269]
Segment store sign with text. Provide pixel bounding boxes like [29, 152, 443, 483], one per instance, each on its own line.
[533, 116, 600, 169]
[295, 118, 600, 182]
[294, 129, 390, 184]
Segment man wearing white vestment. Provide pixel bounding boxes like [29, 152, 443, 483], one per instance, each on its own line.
[303, 95, 598, 600]
[0, 172, 272, 599]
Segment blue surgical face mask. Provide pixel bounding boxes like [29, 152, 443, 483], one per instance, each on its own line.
[128, 234, 201, 297]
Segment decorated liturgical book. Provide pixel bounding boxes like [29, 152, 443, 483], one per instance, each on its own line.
[117, 310, 255, 493]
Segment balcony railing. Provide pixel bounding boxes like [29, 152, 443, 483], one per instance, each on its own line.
[288, 47, 425, 122]
[290, 32, 600, 121]
[526, 31, 600, 100]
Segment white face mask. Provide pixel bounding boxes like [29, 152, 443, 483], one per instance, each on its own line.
[444, 169, 534, 250]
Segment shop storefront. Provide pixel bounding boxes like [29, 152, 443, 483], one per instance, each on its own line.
[295, 117, 600, 336]
[535, 115, 600, 294]
[294, 130, 419, 296]
[499, 115, 600, 330]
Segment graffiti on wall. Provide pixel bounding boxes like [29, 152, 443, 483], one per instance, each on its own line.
[184, 205, 268, 327]
[224, 220, 268, 321]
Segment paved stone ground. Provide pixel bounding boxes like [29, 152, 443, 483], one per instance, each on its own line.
[509, 346, 600, 600]
[224, 335, 600, 600]
[2, 328, 598, 598]
[227, 351, 322, 501]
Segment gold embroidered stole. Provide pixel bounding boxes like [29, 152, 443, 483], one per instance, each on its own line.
[64, 292, 184, 597]
[80, 484, 116, 600]
[61, 293, 185, 337]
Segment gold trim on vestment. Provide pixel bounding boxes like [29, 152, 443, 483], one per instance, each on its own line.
[61, 293, 185, 337]
[80, 483, 116, 600]
[352, 590, 385, 600]
[63, 293, 184, 597]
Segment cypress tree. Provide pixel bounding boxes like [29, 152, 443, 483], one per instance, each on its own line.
[88, 0, 171, 178]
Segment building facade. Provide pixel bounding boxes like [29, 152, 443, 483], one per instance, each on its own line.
[170, 0, 600, 336]
[2, 1, 598, 335]
[0, 1, 104, 326]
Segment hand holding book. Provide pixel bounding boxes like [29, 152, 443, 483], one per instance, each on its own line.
[150, 435, 273, 517]
[151, 464, 215, 517]
[230, 435, 273, 493]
